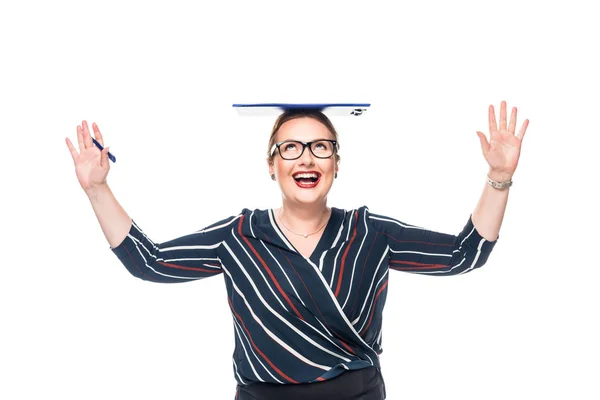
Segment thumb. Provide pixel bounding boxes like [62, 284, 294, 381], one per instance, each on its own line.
[476, 131, 489, 155]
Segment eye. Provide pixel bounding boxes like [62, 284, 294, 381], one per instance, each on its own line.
[283, 143, 297, 151]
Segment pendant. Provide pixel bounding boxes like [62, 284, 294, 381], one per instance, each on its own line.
[303, 234, 308, 238]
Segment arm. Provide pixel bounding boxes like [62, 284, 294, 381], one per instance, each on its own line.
[370, 212, 496, 276]
[372, 101, 529, 276]
[87, 181, 237, 283]
[472, 100, 529, 241]
[110, 211, 240, 283]
[66, 120, 233, 283]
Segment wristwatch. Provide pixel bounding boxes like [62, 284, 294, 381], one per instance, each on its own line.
[487, 175, 513, 190]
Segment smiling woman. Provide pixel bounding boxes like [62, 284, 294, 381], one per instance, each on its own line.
[65, 101, 529, 400]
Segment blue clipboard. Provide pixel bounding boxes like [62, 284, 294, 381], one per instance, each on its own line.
[232, 103, 370, 116]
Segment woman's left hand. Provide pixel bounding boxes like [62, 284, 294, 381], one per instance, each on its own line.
[476, 100, 529, 181]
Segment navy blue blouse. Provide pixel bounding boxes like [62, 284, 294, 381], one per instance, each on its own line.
[110, 206, 497, 386]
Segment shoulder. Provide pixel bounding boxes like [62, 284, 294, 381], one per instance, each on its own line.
[349, 205, 423, 234]
[197, 209, 249, 234]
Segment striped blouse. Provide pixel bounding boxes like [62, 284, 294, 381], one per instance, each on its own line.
[110, 206, 497, 386]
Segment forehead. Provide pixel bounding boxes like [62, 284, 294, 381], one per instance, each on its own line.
[276, 117, 333, 142]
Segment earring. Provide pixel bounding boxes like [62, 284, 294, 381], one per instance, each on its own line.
[335, 172, 338, 179]
[271, 174, 276, 181]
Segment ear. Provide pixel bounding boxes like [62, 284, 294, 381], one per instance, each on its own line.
[268, 161, 275, 176]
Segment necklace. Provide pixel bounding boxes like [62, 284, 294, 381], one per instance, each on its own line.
[277, 208, 330, 238]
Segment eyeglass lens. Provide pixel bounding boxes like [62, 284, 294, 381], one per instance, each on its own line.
[280, 140, 335, 159]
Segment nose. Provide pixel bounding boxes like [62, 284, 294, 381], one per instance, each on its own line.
[297, 144, 315, 166]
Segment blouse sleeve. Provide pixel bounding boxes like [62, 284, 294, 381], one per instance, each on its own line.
[110, 213, 241, 283]
[368, 210, 498, 276]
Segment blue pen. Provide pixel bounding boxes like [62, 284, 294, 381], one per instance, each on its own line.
[92, 137, 117, 163]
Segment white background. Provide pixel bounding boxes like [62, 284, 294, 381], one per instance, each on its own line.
[1, 0, 598, 399]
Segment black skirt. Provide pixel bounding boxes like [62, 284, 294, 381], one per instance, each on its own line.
[236, 366, 386, 400]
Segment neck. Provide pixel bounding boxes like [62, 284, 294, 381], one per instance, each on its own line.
[277, 199, 330, 233]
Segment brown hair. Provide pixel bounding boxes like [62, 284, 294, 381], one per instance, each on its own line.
[266, 109, 341, 165]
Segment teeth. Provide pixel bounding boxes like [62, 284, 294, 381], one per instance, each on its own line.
[293, 173, 319, 179]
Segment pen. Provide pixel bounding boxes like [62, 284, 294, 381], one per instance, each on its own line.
[92, 137, 117, 163]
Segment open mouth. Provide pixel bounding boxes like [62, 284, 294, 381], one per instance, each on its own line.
[292, 171, 322, 188]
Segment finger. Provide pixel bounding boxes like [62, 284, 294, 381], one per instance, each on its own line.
[76, 125, 85, 153]
[488, 104, 498, 133]
[100, 147, 110, 169]
[508, 107, 517, 135]
[82, 120, 93, 149]
[499, 100, 507, 131]
[476, 131, 490, 154]
[65, 137, 79, 162]
[92, 122, 104, 147]
[516, 119, 529, 141]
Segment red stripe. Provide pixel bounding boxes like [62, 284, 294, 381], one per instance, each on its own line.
[360, 279, 388, 336]
[269, 238, 358, 356]
[335, 212, 359, 297]
[316, 376, 326, 382]
[228, 297, 298, 383]
[238, 216, 305, 321]
[380, 232, 454, 246]
[157, 261, 221, 273]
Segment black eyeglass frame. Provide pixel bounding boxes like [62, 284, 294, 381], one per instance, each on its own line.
[270, 139, 339, 160]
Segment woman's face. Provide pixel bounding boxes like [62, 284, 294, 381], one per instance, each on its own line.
[269, 117, 338, 206]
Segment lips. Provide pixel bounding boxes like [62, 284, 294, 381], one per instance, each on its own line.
[292, 171, 322, 189]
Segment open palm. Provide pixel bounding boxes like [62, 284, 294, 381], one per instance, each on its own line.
[477, 101, 529, 179]
[65, 120, 111, 192]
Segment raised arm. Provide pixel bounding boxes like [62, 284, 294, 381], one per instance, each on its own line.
[472, 100, 529, 241]
[369, 101, 529, 276]
[66, 121, 131, 248]
[66, 120, 234, 283]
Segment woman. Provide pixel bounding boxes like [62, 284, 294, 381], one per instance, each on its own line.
[65, 101, 529, 399]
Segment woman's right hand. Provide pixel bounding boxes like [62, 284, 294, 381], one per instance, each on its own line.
[65, 120, 112, 194]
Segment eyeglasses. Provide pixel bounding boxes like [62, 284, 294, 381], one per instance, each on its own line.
[270, 139, 338, 160]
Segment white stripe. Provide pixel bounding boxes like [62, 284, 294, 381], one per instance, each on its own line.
[459, 237, 486, 275]
[346, 211, 355, 240]
[128, 235, 207, 280]
[126, 225, 221, 266]
[250, 210, 306, 309]
[232, 356, 248, 385]
[159, 243, 220, 252]
[329, 211, 355, 287]
[357, 269, 389, 333]
[341, 210, 369, 309]
[320, 209, 348, 272]
[330, 209, 347, 248]
[353, 249, 388, 327]
[231, 228, 290, 312]
[303, 257, 377, 355]
[389, 250, 452, 257]
[329, 243, 346, 287]
[163, 257, 221, 262]
[268, 209, 296, 251]
[232, 317, 283, 383]
[197, 214, 242, 233]
[227, 234, 350, 362]
[232, 321, 265, 382]
[235, 318, 283, 382]
[297, 318, 355, 359]
[369, 215, 424, 229]
[132, 220, 156, 246]
[222, 243, 335, 370]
